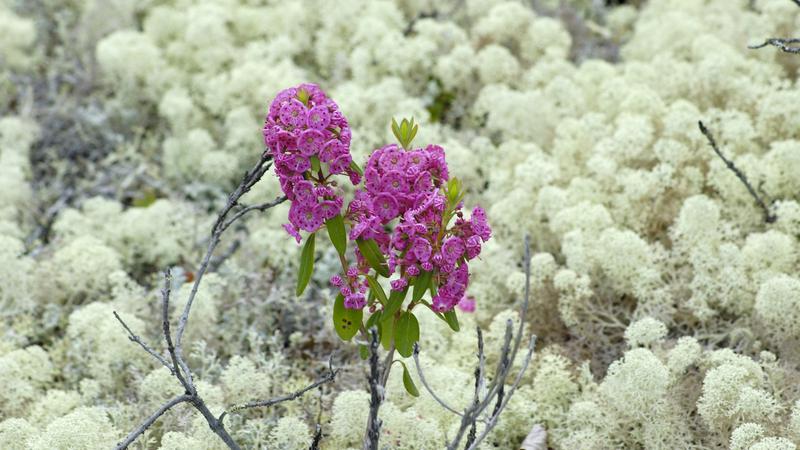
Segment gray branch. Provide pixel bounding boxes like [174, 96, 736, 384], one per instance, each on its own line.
[113, 311, 174, 375]
[218, 354, 338, 426]
[363, 328, 383, 450]
[309, 424, 323, 450]
[175, 154, 282, 351]
[160, 269, 194, 392]
[115, 394, 191, 450]
[412, 236, 537, 450]
[698, 121, 776, 223]
[748, 1, 800, 54]
[749, 38, 800, 54]
[412, 344, 463, 417]
[115, 153, 294, 450]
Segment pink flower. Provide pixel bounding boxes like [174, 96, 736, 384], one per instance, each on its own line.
[297, 129, 325, 157]
[411, 237, 432, 262]
[379, 147, 408, 172]
[442, 237, 466, 262]
[345, 292, 366, 309]
[307, 105, 331, 130]
[292, 180, 317, 207]
[288, 154, 311, 173]
[465, 235, 482, 259]
[315, 200, 340, 220]
[320, 140, 343, 163]
[457, 296, 476, 313]
[470, 206, 492, 241]
[296, 205, 322, 231]
[406, 149, 428, 174]
[283, 223, 301, 244]
[373, 193, 399, 222]
[279, 99, 307, 128]
[382, 171, 408, 193]
[390, 278, 408, 291]
[264, 83, 352, 241]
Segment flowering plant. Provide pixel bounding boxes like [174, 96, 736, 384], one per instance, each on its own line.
[263, 84, 491, 384]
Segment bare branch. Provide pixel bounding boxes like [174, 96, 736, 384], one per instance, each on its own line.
[749, 38, 800, 54]
[208, 239, 241, 273]
[190, 395, 241, 450]
[363, 328, 383, 450]
[466, 336, 537, 450]
[24, 187, 75, 255]
[114, 394, 191, 450]
[160, 269, 194, 393]
[434, 235, 536, 450]
[463, 236, 536, 450]
[698, 121, 776, 223]
[115, 153, 288, 450]
[175, 154, 279, 351]
[220, 195, 288, 234]
[748, 1, 800, 54]
[113, 311, 173, 374]
[309, 424, 323, 450]
[465, 327, 485, 448]
[219, 354, 338, 426]
[412, 343, 464, 417]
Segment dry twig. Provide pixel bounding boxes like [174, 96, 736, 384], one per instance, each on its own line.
[698, 121, 776, 223]
[414, 236, 537, 450]
[114, 153, 334, 450]
[749, 38, 800, 54]
[749, 0, 800, 54]
[363, 328, 383, 450]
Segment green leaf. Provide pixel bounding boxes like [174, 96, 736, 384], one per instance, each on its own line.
[296, 88, 310, 106]
[365, 310, 382, 330]
[310, 155, 321, 173]
[359, 344, 369, 360]
[132, 190, 158, 208]
[400, 361, 420, 397]
[381, 314, 395, 350]
[296, 233, 316, 296]
[446, 177, 462, 205]
[391, 118, 402, 143]
[349, 160, 363, 176]
[382, 286, 407, 322]
[442, 309, 460, 332]
[333, 293, 362, 341]
[366, 275, 388, 305]
[356, 239, 390, 277]
[325, 214, 347, 256]
[395, 312, 420, 358]
[391, 117, 420, 150]
[412, 270, 433, 303]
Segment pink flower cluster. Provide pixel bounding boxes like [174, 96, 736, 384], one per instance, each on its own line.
[330, 268, 369, 309]
[263, 83, 360, 242]
[335, 144, 492, 312]
[264, 84, 491, 313]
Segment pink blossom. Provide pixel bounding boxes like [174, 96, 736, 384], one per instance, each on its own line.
[457, 296, 476, 313]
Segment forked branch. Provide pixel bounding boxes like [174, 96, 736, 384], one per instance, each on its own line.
[414, 235, 537, 450]
[749, 0, 800, 54]
[113, 153, 328, 450]
[749, 38, 800, 54]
